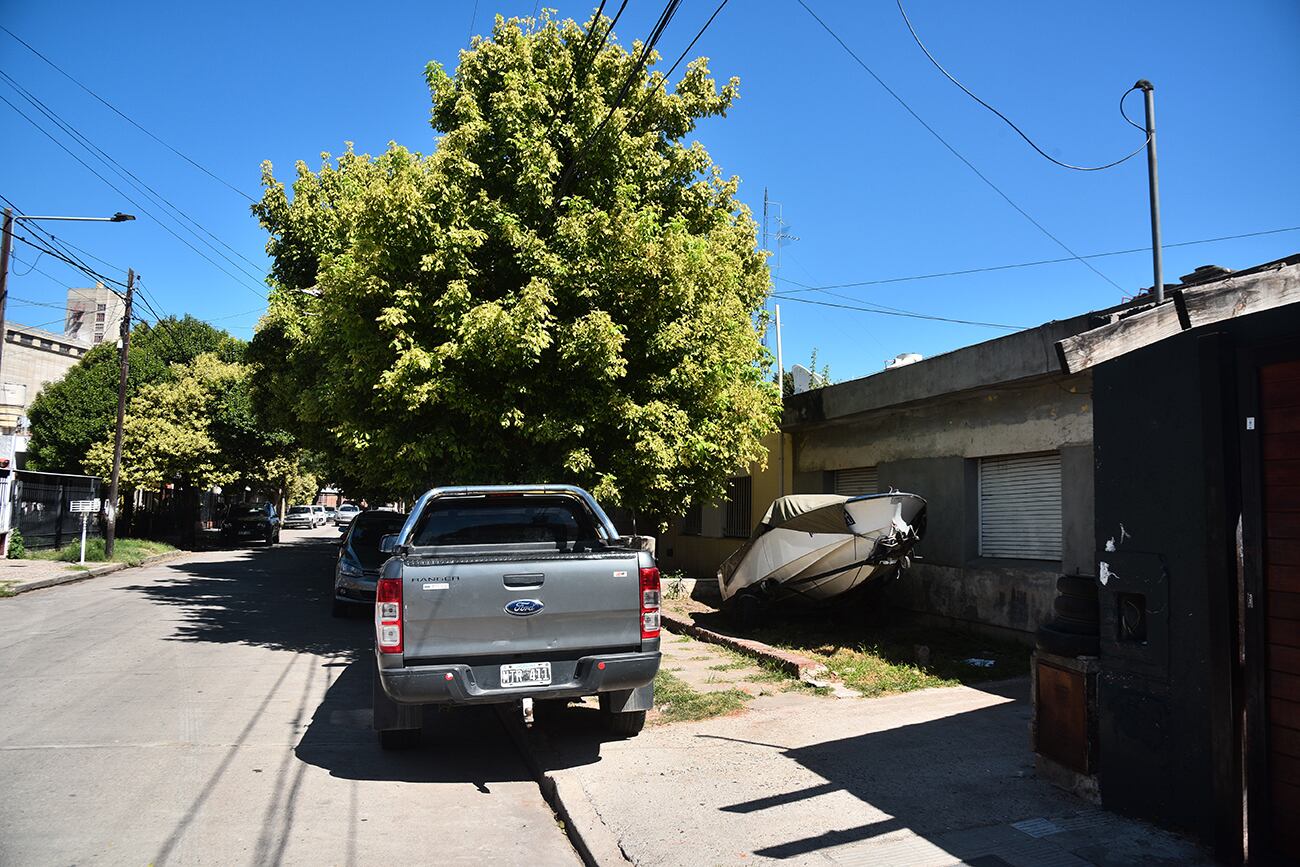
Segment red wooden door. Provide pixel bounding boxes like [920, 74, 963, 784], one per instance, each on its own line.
[1261, 358, 1300, 860]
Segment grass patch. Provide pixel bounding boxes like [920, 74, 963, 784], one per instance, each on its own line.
[26, 538, 176, 568]
[652, 670, 751, 724]
[708, 658, 752, 672]
[665, 599, 1030, 699]
[0, 582, 14, 598]
[747, 620, 1028, 698]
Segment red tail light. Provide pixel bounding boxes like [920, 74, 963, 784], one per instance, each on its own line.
[376, 577, 403, 654]
[639, 566, 661, 639]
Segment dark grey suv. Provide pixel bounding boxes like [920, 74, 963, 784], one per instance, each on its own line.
[220, 502, 280, 545]
[332, 509, 407, 616]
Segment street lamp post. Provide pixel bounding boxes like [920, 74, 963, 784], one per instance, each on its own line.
[0, 207, 135, 556]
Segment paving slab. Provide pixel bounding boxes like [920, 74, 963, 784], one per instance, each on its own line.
[531, 676, 1212, 866]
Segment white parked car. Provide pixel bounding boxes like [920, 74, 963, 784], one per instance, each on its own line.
[335, 504, 361, 526]
[311, 504, 328, 527]
[283, 505, 315, 529]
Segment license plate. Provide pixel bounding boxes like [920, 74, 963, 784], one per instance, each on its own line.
[500, 661, 551, 687]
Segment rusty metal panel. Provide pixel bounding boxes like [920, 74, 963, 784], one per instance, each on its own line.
[1036, 661, 1089, 773]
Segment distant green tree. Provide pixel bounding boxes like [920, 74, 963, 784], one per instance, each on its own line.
[250, 11, 778, 519]
[26, 316, 244, 474]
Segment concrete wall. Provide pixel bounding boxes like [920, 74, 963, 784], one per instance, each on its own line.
[790, 375, 1095, 642]
[0, 326, 89, 429]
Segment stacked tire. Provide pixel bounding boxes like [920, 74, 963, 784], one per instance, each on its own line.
[1036, 574, 1100, 657]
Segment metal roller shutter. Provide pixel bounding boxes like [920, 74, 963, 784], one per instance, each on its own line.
[979, 453, 1062, 560]
[834, 466, 878, 496]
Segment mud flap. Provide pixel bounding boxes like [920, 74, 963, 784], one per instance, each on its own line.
[600, 682, 654, 713]
[372, 660, 422, 731]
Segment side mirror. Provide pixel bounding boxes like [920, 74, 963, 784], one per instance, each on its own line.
[379, 534, 399, 554]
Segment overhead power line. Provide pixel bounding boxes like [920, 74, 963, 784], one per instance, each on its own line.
[665, 0, 731, 78]
[0, 90, 267, 300]
[0, 23, 257, 203]
[776, 225, 1300, 294]
[895, 0, 1149, 172]
[772, 292, 1025, 330]
[793, 1, 1122, 293]
[0, 71, 269, 294]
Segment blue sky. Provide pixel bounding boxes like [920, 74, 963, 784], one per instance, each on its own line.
[2, 1, 1297, 381]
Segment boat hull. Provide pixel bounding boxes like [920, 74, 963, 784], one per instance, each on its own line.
[718, 493, 926, 604]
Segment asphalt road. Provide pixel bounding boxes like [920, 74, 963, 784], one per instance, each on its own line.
[0, 526, 578, 867]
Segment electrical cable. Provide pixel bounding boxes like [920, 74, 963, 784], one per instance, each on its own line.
[895, 0, 1149, 172]
[1, 192, 129, 289]
[776, 225, 1300, 294]
[0, 71, 269, 285]
[554, 0, 682, 201]
[771, 292, 1025, 329]
[665, 0, 730, 78]
[793, 0, 1123, 292]
[0, 23, 257, 203]
[0, 92, 267, 300]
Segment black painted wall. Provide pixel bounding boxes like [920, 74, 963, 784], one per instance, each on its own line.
[1091, 301, 1300, 850]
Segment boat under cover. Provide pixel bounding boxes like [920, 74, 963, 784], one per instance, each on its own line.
[717, 492, 927, 604]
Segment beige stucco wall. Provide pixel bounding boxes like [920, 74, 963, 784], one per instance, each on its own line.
[657, 430, 792, 579]
[0, 328, 88, 428]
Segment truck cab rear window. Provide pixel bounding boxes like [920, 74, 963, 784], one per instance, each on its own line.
[409, 496, 600, 548]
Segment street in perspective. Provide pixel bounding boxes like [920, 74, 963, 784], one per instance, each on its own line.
[0, 1, 1297, 865]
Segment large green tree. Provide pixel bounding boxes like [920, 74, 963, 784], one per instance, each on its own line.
[26, 316, 244, 473]
[251, 11, 778, 519]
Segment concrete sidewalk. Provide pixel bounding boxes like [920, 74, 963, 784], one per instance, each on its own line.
[0, 548, 190, 595]
[530, 669, 1211, 866]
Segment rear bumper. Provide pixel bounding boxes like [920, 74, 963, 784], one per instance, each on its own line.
[377, 650, 660, 706]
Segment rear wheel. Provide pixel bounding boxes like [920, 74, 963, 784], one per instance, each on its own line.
[603, 709, 646, 737]
[378, 728, 421, 750]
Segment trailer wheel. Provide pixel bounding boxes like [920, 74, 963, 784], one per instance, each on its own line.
[734, 592, 766, 629]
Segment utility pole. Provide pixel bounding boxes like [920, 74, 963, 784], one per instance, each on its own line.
[0, 208, 14, 385]
[104, 268, 134, 559]
[775, 303, 785, 497]
[1136, 80, 1164, 303]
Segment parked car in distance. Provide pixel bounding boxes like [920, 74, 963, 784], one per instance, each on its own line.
[220, 502, 280, 545]
[371, 484, 661, 749]
[311, 504, 328, 527]
[333, 509, 409, 617]
[324, 506, 337, 522]
[283, 505, 315, 529]
[335, 504, 361, 526]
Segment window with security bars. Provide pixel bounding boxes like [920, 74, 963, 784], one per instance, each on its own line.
[681, 503, 702, 536]
[834, 466, 878, 496]
[723, 477, 752, 538]
[978, 452, 1062, 560]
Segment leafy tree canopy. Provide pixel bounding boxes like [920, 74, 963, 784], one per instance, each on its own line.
[251, 11, 778, 519]
[84, 353, 304, 498]
[26, 316, 245, 474]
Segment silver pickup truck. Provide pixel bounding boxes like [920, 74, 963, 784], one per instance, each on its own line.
[371, 484, 661, 748]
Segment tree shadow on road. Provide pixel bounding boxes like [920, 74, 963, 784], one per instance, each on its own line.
[120, 536, 366, 657]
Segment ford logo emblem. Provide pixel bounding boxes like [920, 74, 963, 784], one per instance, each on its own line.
[504, 598, 544, 617]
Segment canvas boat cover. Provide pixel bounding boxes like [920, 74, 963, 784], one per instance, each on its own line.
[756, 494, 856, 536]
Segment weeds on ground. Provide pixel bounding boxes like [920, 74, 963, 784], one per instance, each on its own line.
[26, 538, 176, 568]
[652, 670, 750, 724]
[0, 582, 14, 598]
[666, 597, 1029, 698]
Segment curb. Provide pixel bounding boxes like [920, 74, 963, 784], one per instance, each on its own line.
[660, 611, 831, 683]
[494, 706, 631, 866]
[6, 549, 189, 595]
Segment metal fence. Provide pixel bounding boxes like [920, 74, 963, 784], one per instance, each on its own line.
[12, 470, 103, 550]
